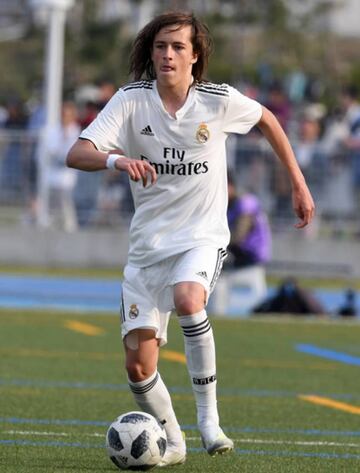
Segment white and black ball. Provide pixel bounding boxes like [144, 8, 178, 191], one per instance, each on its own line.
[106, 411, 167, 470]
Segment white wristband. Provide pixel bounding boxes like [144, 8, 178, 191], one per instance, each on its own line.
[106, 154, 123, 170]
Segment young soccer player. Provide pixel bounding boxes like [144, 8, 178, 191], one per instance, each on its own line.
[67, 11, 315, 466]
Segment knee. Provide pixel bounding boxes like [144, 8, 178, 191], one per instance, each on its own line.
[175, 294, 204, 315]
[126, 360, 155, 383]
[174, 282, 206, 315]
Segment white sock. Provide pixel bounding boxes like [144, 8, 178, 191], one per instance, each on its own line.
[128, 371, 184, 448]
[178, 310, 219, 431]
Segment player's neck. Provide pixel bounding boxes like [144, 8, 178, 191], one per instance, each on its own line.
[156, 76, 193, 118]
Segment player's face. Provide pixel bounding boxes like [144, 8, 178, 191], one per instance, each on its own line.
[151, 25, 198, 87]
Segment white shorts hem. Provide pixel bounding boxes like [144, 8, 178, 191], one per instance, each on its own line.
[121, 324, 168, 347]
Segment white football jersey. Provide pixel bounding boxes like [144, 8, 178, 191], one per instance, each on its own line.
[80, 80, 262, 267]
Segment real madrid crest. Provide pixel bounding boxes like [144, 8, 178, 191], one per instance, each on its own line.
[129, 304, 139, 319]
[196, 123, 210, 144]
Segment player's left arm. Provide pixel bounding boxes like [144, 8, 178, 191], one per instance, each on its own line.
[257, 106, 315, 228]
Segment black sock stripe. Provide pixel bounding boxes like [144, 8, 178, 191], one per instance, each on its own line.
[181, 318, 209, 332]
[129, 373, 159, 394]
[130, 381, 157, 395]
[182, 320, 211, 335]
[183, 325, 212, 337]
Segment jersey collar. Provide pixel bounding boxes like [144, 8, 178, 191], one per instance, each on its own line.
[152, 78, 196, 121]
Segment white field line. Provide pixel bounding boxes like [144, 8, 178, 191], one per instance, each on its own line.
[232, 438, 360, 449]
[4, 430, 104, 438]
[3, 430, 360, 449]
[236, 315, 360, 327]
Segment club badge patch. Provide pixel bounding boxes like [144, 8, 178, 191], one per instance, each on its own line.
[129, 304, 139, 319]
[196, 123, 210, 143]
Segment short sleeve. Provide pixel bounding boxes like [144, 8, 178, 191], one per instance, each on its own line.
[80, 90, 128, 152]
[223, 86, 262, 134]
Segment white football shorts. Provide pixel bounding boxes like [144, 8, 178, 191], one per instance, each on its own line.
[120, 247, 227, 346]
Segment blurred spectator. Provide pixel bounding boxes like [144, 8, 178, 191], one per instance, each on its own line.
[341, 85, 360, 209]
[265, 82, 292, 133]
[0, 102, 8, 126]
[3, 100, 28, 130]
[97, 79, 116, 110]
[253, 277, 326, 315]
[23, 96, 46, 224]
[271, 160, 293, 222]
[286, 70, 307, 104]
[320, 101, 356, 223]
[295, 116, 323, 174]
[45, 101, 80, 232]
[77, 80, 117, 129]
[337, 288, 357, 317]
[293, 112, 326, 204]
[264, 83, 294, 219]
[0, 100, 28, 195]
[257, 62, 274, 93]
[341, 85, 360, 136]
[93, 171, 133, 225]
[225, 174, 271, 269]
[79, 100, 99, 129]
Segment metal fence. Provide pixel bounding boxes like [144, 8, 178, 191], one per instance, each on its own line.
[0, 129, 359, 237]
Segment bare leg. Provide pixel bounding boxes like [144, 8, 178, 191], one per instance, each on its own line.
[124, 329, 186, 466]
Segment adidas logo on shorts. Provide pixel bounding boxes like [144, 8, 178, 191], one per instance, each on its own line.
[140, 125, 154, 136]
[196, 271, 208, 281]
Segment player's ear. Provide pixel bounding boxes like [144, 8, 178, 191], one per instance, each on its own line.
[191, 52, 198, 65]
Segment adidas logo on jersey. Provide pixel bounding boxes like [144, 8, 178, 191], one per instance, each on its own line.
[140, 125, 154, 136]
[196, 271, 208, 281]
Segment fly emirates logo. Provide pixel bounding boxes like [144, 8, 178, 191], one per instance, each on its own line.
[141, 147, 209, 176]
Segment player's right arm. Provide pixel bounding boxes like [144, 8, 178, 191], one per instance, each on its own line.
[66, 139, 157, 186]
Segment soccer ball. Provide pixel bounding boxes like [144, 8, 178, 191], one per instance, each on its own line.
[106, 411, 167, 470]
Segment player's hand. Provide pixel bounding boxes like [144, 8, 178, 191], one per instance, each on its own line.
[292, 182, 315, 228]
[114, 156, 157, 187]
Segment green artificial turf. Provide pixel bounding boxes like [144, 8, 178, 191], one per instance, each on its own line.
[1, 309, 360, 472]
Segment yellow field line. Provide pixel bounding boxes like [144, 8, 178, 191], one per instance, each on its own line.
[63, 320, 105, 336]
[2, 346, 335, 371]
[2, 347, 186, 362]
[161, 354, 337, 370]
[160, 350, 186, 364]
[299, 394, 360, 415]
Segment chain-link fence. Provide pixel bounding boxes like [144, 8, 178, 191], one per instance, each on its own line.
[0, 129, 359, 238]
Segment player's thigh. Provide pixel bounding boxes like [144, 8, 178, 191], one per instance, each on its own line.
[172, 247, 227, 309]
[121, 264, 158, 339]
[124, 328, 160, 381]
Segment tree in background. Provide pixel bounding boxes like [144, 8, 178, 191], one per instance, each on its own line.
[0, 0, 359, 105]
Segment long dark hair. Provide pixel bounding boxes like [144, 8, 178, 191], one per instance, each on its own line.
[129, 11, 213, 83]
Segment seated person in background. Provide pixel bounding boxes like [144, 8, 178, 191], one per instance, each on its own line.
[337, 289, 357, 317]
[226, 174, 271, 269]
[254, 277, 326, 315]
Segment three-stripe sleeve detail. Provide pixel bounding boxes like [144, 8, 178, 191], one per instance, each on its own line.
[122, 80, 153, 92]
[195, 82, 229, 97]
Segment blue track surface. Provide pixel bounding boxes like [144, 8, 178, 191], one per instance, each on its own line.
[0, 273, 358, 316]
[0, 274, 121, 312]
